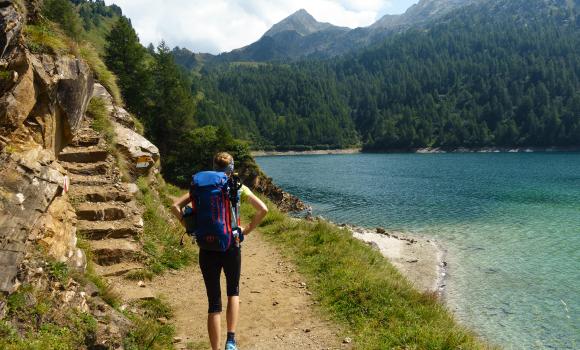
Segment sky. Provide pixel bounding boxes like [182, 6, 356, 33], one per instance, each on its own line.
[105, 0, 419, 54]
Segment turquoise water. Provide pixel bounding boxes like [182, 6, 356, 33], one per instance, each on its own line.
[256, 153, 580, 349]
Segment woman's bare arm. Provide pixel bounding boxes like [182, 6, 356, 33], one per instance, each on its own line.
[171, 192, 191, 227]
[242, 191, 268, 235]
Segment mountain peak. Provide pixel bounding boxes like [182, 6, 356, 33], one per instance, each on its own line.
[264, 9, 340, 37]
[293, 8, 311, 17]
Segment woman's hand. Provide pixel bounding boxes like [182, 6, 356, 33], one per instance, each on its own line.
[172, 192, 191, 228]
[241, 225, 252, 236]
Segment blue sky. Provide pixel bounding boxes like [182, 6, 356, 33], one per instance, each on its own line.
[106, 0, 419, 54]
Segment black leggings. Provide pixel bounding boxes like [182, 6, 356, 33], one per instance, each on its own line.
[199, 246, 241, 313]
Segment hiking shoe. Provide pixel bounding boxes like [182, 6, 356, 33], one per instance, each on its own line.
[225, 340, 238, 350]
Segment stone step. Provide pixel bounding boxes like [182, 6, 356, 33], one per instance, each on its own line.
[75, 202, 133, 221]
[61, 161, 110, 175]
[94, 262, 145, 277]
[70, 129, 101, 147]
[58, 146, 108, 163]
[112, 280, 155, 301]
[90, 239, 142, 266]
[78, 220, 142, 240]
[70, 174, 114, 186]
[69, 185, 132, 203]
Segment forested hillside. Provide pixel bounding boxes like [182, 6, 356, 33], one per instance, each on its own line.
[54, 0, 579, 159]
[192, 0, 580, 150]
[40, 0, 255, 186]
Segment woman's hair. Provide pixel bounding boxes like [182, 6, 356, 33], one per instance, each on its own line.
[213, 152, 234, 171]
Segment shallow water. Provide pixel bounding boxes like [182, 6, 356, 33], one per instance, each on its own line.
[256, 153, 580, 349]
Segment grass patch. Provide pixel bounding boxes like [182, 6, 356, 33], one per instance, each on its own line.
[79, 43, 122, 105]
[82, 15, 117, 56]
[47, 260, 70, 284]
[76, 236, 122, 308]
[124, 269, 154, 281]
[87, 96, 113, 144]
[123, 297, 175, 350]
[24, 22, 70, 55]
[246, 199, 494, 349]
[0, 283, 98, 350]
[86, 96, 131, 182]
[13, 0, 27, 21]
[24, 15, 122, 105]
[136, 176, 196, 275]
[132, 114, 145, 135]
[136, 297, 173, 320]
[123, 315, 175, 350]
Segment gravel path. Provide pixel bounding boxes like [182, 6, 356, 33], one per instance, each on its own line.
[152, 231, 351, 350]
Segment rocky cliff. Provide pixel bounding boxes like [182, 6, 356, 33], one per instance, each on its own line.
[0, 1, 162, 347]
[0, 0, 94, 293]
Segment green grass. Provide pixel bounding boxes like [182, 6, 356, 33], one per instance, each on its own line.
[47, 260, 70, 284]
[13, 0, 27, 20]
[0, 283, 98, 350]
[76, 237, 122, 308]
[87, 96, 113, 143]
[24, 22, 69, 55]
[123, 314, 175, 350]
[0, 69, 11, 81]
[79, 43, 122, 105]
[245, 199, 494, 350]
[83, 15, 117, 56]
[24, 17, 123, 106]
[132, 114, 145, 135]
[124, 269, 154, 281]
[86, 95, 131, 182]
[136, 297, 174, 320]
[136, 176, 196, 275]
[123, 297, 176, 350]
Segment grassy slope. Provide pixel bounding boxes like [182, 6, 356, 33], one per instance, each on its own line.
[241, 199, 495, 349]
[83, 15, 117, 56]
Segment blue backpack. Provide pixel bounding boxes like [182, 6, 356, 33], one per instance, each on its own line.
[188, 171, 241, 251]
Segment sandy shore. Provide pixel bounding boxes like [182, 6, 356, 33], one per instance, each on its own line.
[252, 148, 361, 157]
[344, 225, 446, 294]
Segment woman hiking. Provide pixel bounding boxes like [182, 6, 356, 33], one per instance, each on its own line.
[172, 152, 268, 350]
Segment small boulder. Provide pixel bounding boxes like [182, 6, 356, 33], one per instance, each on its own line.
[113, 122, 159, 175]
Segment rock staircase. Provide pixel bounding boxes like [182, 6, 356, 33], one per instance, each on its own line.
[62, 120, 154, 301]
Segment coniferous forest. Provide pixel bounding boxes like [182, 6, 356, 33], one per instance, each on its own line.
[193, 0, 580, 151]
[43, 0, 579, 182]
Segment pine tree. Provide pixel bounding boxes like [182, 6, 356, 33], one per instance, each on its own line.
[42, 0, 83, 40]
[105, 16, 152, 117]
[149, 41, 197, 180]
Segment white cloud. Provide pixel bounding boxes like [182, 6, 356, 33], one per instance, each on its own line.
[105, 0, 418, 54]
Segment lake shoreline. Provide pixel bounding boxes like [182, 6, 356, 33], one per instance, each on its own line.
[252, 146, 579, 157]
[342, 224, 447, 295]
[251, 148, 362, 157]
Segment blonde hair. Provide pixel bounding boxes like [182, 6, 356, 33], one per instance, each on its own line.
[213, 152, 233, 170]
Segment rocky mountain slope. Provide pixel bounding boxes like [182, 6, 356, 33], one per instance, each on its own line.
[212, 0, 475, 62]
[263, 8, 347, 37]
[0, 1, 169, 347]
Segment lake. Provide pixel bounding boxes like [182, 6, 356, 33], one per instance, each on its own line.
[256, 153, 580, 350]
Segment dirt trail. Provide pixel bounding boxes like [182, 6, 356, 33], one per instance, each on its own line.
[152, 231, 350, 350]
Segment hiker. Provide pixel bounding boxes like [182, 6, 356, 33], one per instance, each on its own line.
[171, 152, 268, 350]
